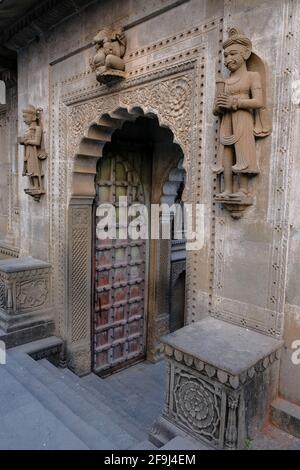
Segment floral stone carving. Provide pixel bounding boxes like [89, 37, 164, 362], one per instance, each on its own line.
[213, 28, 272, 218]
[16, 279, 48, 309]
[90, 27, 127, 84]
[18, 105, 48, 202]
[174, 372, 220, 440]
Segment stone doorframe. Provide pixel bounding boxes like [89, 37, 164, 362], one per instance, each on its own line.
[67, 103, 194, 375]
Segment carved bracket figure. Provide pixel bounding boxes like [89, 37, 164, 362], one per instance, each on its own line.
[18, 105, 47, 202]
[90, 26, 127, 84]
[213, 28, 272, 218]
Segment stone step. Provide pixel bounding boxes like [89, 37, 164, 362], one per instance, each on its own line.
[5, 352, 117, 450]
[0, 363, 88, 450]
[85, 372, 158, 434]
[270, 398, 300, 439]
[38, 358, 145, 442]
[65, 365, 162, 441]
[105, 362, 165, 423]
[107, 360, 166, 401]
[160, 436, 210, 450]
[129, 440, 158, 450]
[11, 351, 136, 449]
[11, 335, 63, 356]
[251, 424, 300, 450]
[83, 371, 162, 432]
[45, 358, 165, 443]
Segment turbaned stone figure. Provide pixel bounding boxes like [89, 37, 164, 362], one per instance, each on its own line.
[213, 28, 272, 204]
[90, 27, 126, 83]
[18, 105, 47, 201]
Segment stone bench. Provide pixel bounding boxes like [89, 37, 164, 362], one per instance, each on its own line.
[150, 317, 283, 449]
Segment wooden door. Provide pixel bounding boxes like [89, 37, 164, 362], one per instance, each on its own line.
[93, 153, 147, 375]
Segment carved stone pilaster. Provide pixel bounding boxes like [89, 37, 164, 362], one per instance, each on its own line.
[67, 199, 93, 376]
[225, 394, 239, 449]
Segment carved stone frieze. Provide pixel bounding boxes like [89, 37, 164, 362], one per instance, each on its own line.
[68, 66, 195, 165]
[0, 261, 51, 314]
[0, 257, 54, 347]
[68, 94, 119, 158]
[163, 339, 281, 391]
[120, 75, 193, 158]
[16, 279, 48, 309]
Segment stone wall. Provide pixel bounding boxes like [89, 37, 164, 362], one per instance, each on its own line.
[46, 0, 223, 373]
[10, 0, 300, 397]
[0, 81, 19, 252]
[213, 0, 300, 405]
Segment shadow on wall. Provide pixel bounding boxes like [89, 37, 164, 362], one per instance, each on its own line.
[0, 80, 6, 105]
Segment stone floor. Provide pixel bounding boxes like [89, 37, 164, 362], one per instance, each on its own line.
[0, 340, 300, 450]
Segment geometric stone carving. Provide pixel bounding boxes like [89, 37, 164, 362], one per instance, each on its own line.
[0, 257, 54, 347]
[213, 28, 272, 218]
[67, 202, 92, 376]
[150, 318, 283, 449]
[70, 210, 91, 344]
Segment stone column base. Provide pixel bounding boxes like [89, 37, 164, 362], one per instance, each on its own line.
[150, 318, 283, 450]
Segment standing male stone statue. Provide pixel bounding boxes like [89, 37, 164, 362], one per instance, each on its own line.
[213, 28, 272, 202]
[18, 105, 47, 201]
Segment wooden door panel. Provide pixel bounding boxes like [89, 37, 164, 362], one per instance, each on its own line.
[93, 154, 146, 375]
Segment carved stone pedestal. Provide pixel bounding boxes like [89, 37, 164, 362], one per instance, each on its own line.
[96, 69, 127, 84]
[24, 188, 45, 202]
[150, 318, 283, 449]
[214, 195, 254, 219]
[0, 257, 54, 347]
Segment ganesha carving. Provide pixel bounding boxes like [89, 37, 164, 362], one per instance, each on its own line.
[90, 27, 127, 84]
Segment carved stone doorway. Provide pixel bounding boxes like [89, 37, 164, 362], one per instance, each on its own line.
[91, 116, 185, 376]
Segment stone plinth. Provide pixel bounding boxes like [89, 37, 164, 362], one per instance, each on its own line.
[0, 257, 54, 347]
[150, 318, 283, 450]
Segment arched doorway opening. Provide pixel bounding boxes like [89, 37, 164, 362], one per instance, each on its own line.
[92, 115, 185, 376]
[161, 159, 187, 334]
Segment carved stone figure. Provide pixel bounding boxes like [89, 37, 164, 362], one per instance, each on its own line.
[18, 105, 47, 201]
[213, 28, 272, 217]
[90, 27, 126, 84]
